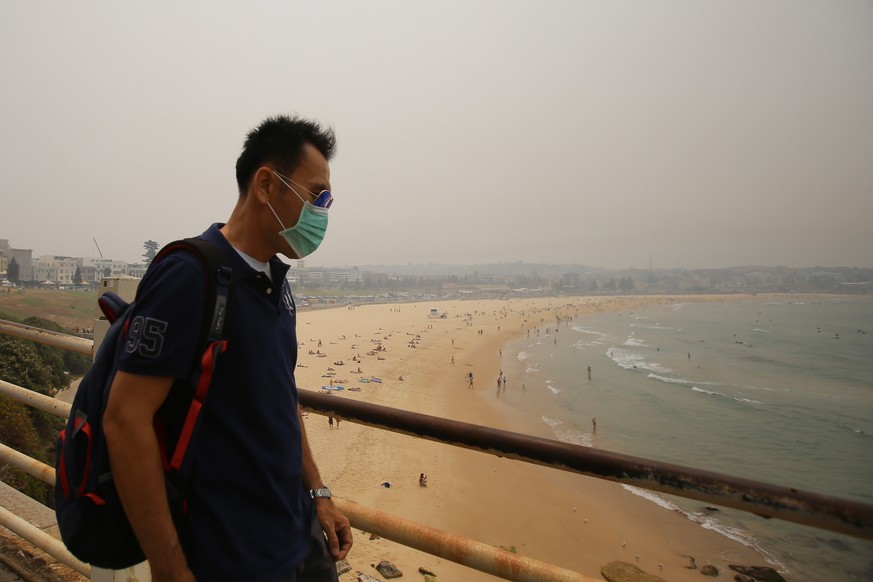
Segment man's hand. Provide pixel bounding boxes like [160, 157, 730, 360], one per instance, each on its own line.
[314, 498, 353, 560]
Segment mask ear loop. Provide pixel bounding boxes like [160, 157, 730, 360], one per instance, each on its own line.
[273, 172, 309, 205]
[266, 202, 288, 230]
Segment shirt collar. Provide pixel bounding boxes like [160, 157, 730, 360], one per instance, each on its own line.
[199, 223, 291, 281]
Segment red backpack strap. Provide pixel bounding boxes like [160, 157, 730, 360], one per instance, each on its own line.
[169, 339, 227, 470]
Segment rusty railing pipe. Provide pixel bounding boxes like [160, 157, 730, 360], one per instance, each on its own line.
[299, 390, 873, 541]
[0, 319, 93, 357]
[0, 379, 72, 418]
[334, 498, 597, 582]
[0, 443, 55, 484]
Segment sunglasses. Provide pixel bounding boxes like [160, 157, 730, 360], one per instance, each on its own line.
[273, 171, 334, 209]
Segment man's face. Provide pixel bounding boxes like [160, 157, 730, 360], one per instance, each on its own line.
[269, 143, 332, 258]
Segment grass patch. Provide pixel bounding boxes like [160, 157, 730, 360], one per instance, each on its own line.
[0, 289, 98, 330]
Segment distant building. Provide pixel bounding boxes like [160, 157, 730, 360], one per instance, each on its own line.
[33, 256, 78, 285]
[126, 263, 148, 278]
[80, 257, 129, 279]
[0, 242, 34, 282]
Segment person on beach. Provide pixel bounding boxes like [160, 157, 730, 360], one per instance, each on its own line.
[592, 417, 597, 433]
[103, 115, 352, 581]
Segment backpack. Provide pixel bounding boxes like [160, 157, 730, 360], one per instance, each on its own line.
[54, 238, 233, 569]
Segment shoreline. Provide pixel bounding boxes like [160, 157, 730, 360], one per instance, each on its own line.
[294, 295, 774, 580]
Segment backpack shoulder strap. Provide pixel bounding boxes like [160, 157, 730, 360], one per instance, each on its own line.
[151, 238, 233, 343]
[149, 238, 234, 473]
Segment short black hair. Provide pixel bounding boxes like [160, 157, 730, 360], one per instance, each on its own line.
[235, 115, 337, 195]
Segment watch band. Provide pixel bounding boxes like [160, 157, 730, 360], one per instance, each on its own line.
[309, 486, 332, 499]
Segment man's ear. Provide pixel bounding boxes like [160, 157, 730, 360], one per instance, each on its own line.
[252, 167, 275, 204]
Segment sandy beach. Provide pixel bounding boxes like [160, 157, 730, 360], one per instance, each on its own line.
[294, 295, 771, 581]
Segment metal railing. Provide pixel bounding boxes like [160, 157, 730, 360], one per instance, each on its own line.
[1, 319, 873, 581]
[0, 321, 594, 581]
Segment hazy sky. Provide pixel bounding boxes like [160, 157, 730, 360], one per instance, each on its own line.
[1, 1, 871, 270]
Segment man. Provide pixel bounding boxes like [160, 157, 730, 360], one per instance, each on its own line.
[104, 115, 352, 581]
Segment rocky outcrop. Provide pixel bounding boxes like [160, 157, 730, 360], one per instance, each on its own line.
[336, 559, 351, 576]
[700, 564, 718, 576]
[728, 565, 786, 581]
[374, 560, 403, 578]
[601, 561, 668, 582]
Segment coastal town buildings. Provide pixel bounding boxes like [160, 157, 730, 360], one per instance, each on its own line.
[0, 236, 870, 295]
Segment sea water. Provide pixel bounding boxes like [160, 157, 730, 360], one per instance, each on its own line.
[496, 296, 873, 581]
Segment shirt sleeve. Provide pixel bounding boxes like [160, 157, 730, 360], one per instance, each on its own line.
[116, 252, 207, 378]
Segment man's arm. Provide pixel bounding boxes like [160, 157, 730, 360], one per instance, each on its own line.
[298, 407, 353, 561]
[104, 371, 194, 582]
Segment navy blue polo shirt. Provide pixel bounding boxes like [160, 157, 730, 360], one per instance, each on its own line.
[117, 224, 311, 581]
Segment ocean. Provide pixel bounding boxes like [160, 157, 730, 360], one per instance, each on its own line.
[496, 296, 873, 581]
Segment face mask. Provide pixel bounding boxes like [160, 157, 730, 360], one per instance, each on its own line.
[268, 200, 329, 258]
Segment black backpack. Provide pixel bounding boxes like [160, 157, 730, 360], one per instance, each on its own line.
[54, 238, 233, 569]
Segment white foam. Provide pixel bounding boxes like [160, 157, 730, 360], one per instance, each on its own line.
[571, 339, 607, 350]
[691, 386, 761, 405]
[516, 351, 530, 361]
[571, 326, 607, 337]
[607, 347, 671, 373]
[647, 373, 720, 387]
[623, 337, 648, 347]
[570, 326, 609, 349]
[621, 485, 679, 511]
[629, 323, 683, 331]
[753, 328, 771, 333]
[621, 485, 787, 572]
[542, 415, 561, 428]
[542, 415, 592, 447]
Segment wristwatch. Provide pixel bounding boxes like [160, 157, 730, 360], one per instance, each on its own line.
[309, 486, 332, 500]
